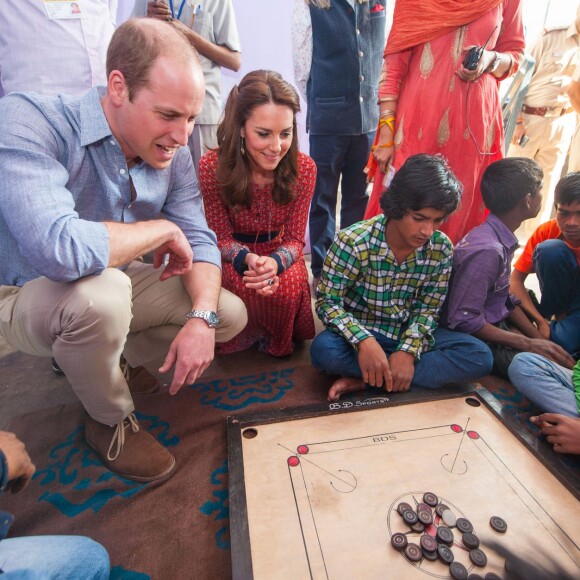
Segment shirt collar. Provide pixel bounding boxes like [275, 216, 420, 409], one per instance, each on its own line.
[486, 213, 519, 252]
[79, 86, 114, 147]
[380, 214, 435, 263]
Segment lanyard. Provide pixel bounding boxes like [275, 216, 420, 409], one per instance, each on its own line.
[168, 0, 187, 20]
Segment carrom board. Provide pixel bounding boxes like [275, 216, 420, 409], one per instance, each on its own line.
[227, 386, 580, 579]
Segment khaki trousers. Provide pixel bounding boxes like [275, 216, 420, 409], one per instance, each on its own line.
[0, 262, 247, 425]
[567, 113, 580, 173]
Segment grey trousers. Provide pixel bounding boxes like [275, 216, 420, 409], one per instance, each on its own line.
[0, 262, 247, 424]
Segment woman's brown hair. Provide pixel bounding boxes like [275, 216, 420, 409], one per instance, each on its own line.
[216, 70, 300, 209]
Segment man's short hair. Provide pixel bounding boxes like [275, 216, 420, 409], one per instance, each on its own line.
[555, 172, 580, 207]
[481, 158, 543, 214]
[379, 154, 462, 220]
[106, 18, 197, 101]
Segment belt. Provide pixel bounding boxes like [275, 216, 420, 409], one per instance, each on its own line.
[521, 104, 574, 117]
[233, 231, 281, 244]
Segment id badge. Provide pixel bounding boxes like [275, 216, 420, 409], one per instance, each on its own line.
[42, 0, 83, 20]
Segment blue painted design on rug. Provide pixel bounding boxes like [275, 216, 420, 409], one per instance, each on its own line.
[200, 459, 230, 550]
[32, 412, 179, 517]
[189, 367, 295, 411]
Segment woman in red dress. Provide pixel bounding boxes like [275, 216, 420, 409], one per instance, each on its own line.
[365, 0, 525, 243]
[199, 70, 317, 356]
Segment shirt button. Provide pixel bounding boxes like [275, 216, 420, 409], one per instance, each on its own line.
[463, 311, 468, 315]
[109, 140, 115, 145]
[359, 75, 365, 82]
[356, 28, 360, 35]
[360, 96, 364, 102]
[127, 203, 133, 209]
[120, 168, 126, 175]
[359, 51, 364, 58]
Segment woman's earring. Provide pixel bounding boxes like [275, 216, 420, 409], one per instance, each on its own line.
[240, 136, 245, 155]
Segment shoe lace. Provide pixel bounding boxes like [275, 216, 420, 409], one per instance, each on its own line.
[120, 357, 131, 382]
[107, 413, 139, 461]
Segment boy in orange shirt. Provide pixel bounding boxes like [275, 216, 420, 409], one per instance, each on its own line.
[510, 172, 580, 357]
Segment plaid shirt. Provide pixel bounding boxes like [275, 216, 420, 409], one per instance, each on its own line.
[316, 215, 453, 358]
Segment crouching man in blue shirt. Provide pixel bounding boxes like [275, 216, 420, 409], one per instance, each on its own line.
[0, 19, 247, 483]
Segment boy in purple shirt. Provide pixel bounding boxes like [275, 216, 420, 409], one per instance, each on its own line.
[441, 158, 574, 377]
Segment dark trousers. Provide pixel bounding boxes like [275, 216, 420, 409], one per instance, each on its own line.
[308, 133, 374, 278]
[534, 239, 580, 356]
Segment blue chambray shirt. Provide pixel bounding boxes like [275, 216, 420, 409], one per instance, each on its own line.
[0, 87, 220, 287]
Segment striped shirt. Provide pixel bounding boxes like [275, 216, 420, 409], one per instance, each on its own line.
[316, 214, 453, 358]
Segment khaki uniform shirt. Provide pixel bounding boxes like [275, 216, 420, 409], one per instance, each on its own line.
[524, 23, 579, 109]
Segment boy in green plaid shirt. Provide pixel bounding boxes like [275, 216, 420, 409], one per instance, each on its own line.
[310, 154, 493, 401]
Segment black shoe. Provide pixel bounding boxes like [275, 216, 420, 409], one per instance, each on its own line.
[51, 357, 65, 375]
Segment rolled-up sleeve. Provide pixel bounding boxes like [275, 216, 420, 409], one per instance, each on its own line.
[445, 249, 501, 334]
[0, 96, 109, 283]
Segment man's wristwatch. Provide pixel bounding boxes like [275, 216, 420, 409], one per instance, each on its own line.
[185, 309, 219, 328]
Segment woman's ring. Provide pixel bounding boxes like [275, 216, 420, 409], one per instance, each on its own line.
[267, 278, 275, 286]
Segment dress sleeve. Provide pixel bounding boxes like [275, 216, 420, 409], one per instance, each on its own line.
[494, 0, 525, 79]
[270, 154, 317, 274]
[378, 49, 412, 102]
[198, 152, 249, 272]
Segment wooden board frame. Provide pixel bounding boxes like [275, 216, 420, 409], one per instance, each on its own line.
[227, 385, 580, 579]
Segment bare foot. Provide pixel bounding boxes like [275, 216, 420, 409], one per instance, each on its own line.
[328, 377, 365, 402]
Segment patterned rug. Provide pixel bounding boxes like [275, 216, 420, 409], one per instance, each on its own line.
[3, 362, 577, 579]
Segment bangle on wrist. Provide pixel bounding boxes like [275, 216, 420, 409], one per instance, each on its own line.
[372, 141, 393, 151]
[487, 51, 501, 74]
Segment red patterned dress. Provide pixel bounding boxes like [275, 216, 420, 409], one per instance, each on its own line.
[199, 150, 317, 356]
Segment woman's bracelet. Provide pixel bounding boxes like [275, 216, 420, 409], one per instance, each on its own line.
[380, 109, 396, 119]
[372, 141, 394, 151]
[378, 117, 395, 132]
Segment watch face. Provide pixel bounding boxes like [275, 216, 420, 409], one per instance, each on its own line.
[207, 312, 219, 327]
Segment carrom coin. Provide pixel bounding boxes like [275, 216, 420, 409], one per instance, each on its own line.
[462, 532, 480, 550]
[490, 516, 507, 533]
[418, 509, 433, 525]
[423, 492, 438, 506]
[422, 549, 438, 562]
[437, 544, 454, 565]
[470, 548, 488, 567]
[442, 508, 457, 527]
[410, 521, 425, 533]
[420, 533, 437, 553]
[405, 543, 422, 562]
[435, 503, 450, 517]
[436, 525, 454, 545]
[403, 509, 418, 525]
[467, 575, 484, 580]
[417, 502, 431, 512]
[397, 502, 413, 515]
[456, 517, 473, 534]
[450, 561, 469, 580]
[484, 574, 501, 580]
[391, 532, 408, 550]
